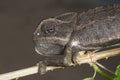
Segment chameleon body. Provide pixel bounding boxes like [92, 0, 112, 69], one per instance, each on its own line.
[33, 4, 120, 67]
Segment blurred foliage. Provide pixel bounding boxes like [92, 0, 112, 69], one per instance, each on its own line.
[114, 65, 120, 80]
[83, 64, 120, 80]
[83, 77, 94, 80]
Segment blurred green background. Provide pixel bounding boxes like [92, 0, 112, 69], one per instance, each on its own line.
[0, 0, 120, 80]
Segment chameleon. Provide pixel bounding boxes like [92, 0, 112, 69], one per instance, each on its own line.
[33, 4, 120, 74]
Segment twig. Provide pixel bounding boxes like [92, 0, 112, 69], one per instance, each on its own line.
[0, 47, 120, 80]
[92, 64, 114, 80]
[74, 47, 120, 65]
[0, 66, 63, 80]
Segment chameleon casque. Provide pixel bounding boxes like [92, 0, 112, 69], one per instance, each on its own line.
[33, 4, 120, 73]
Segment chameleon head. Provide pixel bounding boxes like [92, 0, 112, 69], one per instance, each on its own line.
[33, 12, 77, 56]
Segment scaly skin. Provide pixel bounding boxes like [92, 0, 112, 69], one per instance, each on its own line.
[33, 4, 120, 71]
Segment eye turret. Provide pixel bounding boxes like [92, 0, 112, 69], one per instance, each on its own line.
[41, 22, 56, 35]
[45, 25, 55, 34]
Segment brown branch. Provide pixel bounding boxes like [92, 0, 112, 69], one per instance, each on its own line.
[74, 47, 120, 65]
[0, 47, 120, 80]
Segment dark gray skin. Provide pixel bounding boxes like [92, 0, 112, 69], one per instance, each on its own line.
[33, 4, 120, 73]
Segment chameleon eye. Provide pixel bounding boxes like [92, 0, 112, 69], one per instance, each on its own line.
[41, 24, 55, 34]
[45, 26, 55, 34]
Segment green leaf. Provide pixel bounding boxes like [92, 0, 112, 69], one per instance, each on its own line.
[114, 65, 120, 80]
[83, 77, 94, 80]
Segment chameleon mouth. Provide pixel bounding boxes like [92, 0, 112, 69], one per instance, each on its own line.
[33, 37, 69, 56]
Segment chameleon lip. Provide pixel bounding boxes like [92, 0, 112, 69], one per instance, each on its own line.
[35, 47, 43, 55]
